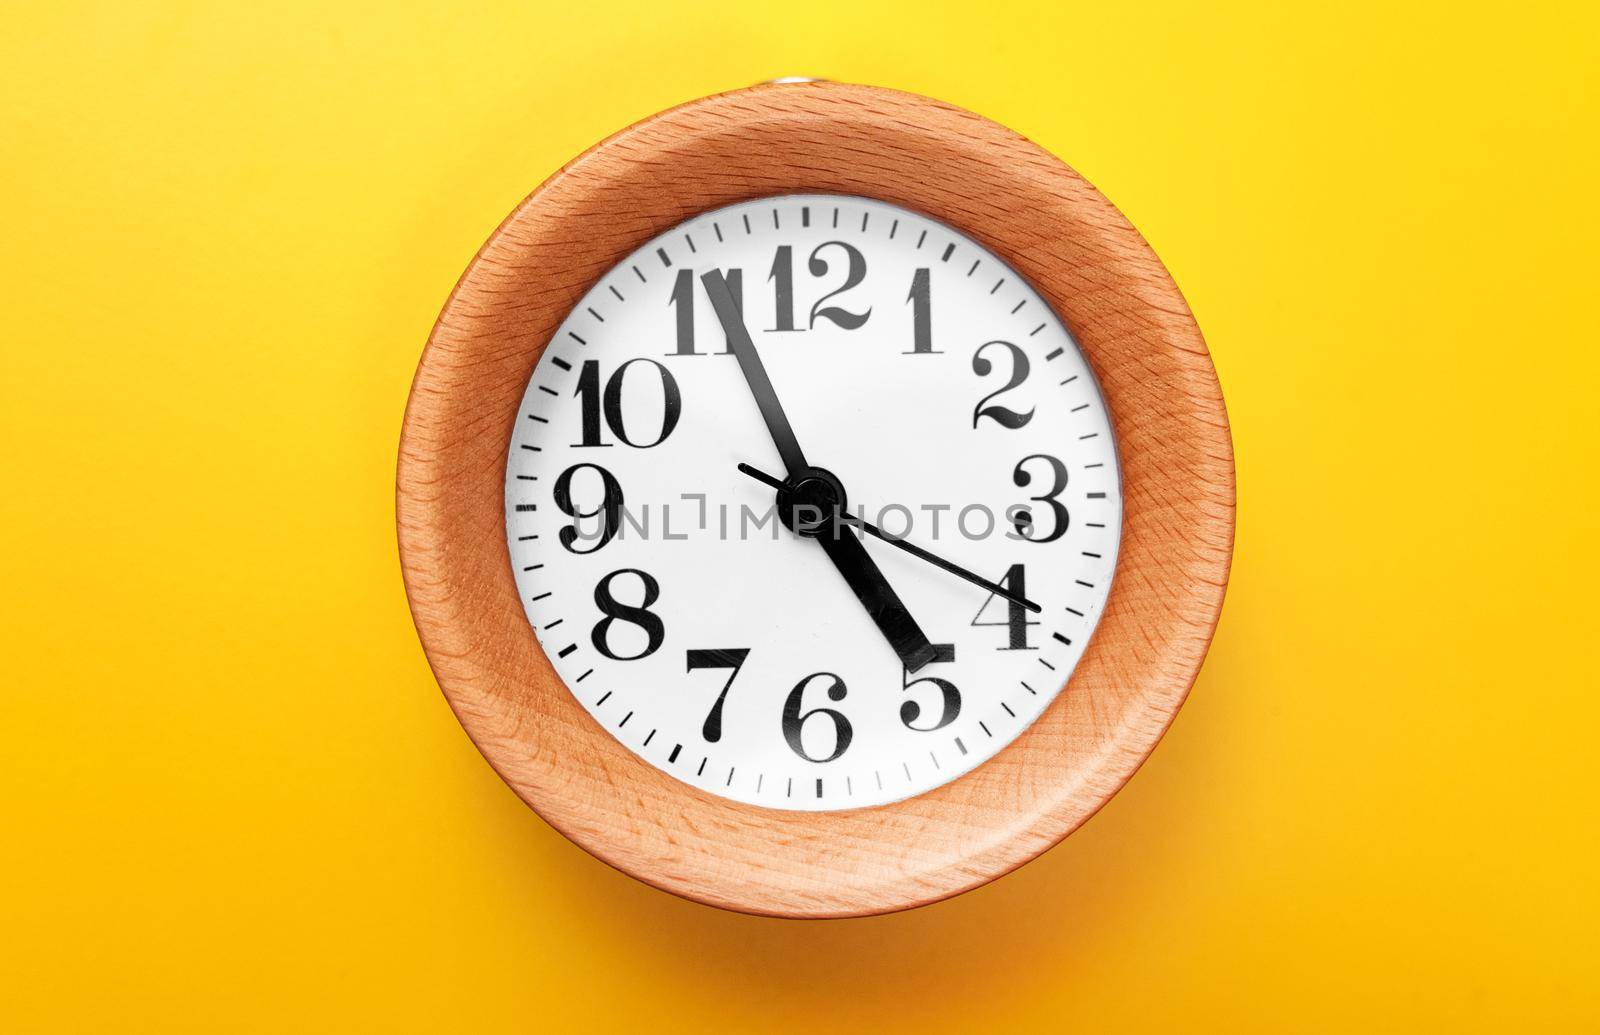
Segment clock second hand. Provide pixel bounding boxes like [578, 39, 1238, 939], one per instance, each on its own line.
[737, 463, 1044, 614]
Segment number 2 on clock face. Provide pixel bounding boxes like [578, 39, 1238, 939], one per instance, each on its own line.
[506, 194, 1122, 811]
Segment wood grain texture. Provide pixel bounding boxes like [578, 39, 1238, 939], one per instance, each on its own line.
[396, 81, 1235, 917]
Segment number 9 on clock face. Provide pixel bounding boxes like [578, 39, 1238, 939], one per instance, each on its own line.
[506, 194, 1121, 811]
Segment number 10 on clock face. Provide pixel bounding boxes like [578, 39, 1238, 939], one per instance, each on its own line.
[506, 194, 1122, 811]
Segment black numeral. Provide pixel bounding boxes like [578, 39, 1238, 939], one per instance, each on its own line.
[905, 267, 936, 353]
[768, 246, 797, 332]
[1011, 454, 1069, 543]
[972, 340, 1034, 429]
[767, 241, 871, 333]
[591, 569, 665, 661]
[782, 672, 853, 763]
[807, 241, 871, 329]
[574, 359, 682, 448]
[971, 564, 1037, 650]
[685, 648, 750, 743]
[668, 268, 741, 356]
[901, 643, 960, 731]
[552, 463, 624, 554]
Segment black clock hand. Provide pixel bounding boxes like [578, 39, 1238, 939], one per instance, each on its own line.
[738, 463, 1044, 614]
[702, 270, 937, 673]
[700, 270, 808, 475]
[815, 527, 940, 672]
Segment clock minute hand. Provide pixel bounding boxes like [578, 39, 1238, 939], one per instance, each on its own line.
[703, 271, 937, 673]
[700, 270, 808, 475]
[737, 463, 1044, 614]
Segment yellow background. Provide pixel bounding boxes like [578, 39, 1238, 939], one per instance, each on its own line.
[3, 2, 1597, 1031]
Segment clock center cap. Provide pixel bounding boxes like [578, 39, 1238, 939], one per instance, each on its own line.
[777, 466, 848, 538]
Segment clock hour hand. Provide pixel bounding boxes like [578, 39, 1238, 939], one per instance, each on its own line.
[815, 523, 941, 673]
[701, 270, 808, 475]
[738, 463, 1043, 614]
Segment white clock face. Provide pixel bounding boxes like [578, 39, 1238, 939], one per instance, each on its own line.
[505, 194, 1121, 811]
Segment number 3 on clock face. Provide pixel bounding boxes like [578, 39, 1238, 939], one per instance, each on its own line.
[505, 194, 1122, 811]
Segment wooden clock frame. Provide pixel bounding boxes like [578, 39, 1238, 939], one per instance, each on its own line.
[396, 81, 1234, 918]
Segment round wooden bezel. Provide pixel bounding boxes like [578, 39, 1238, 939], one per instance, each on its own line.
[397, 81, 1234, 918]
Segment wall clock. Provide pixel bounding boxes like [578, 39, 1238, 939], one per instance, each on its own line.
[397, 81, 1234, 917]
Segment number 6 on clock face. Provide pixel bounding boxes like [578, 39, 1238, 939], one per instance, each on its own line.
[505, 195, 1122, 810]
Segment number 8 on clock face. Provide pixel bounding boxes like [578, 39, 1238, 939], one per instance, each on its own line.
[506, 194, 1121, 811]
